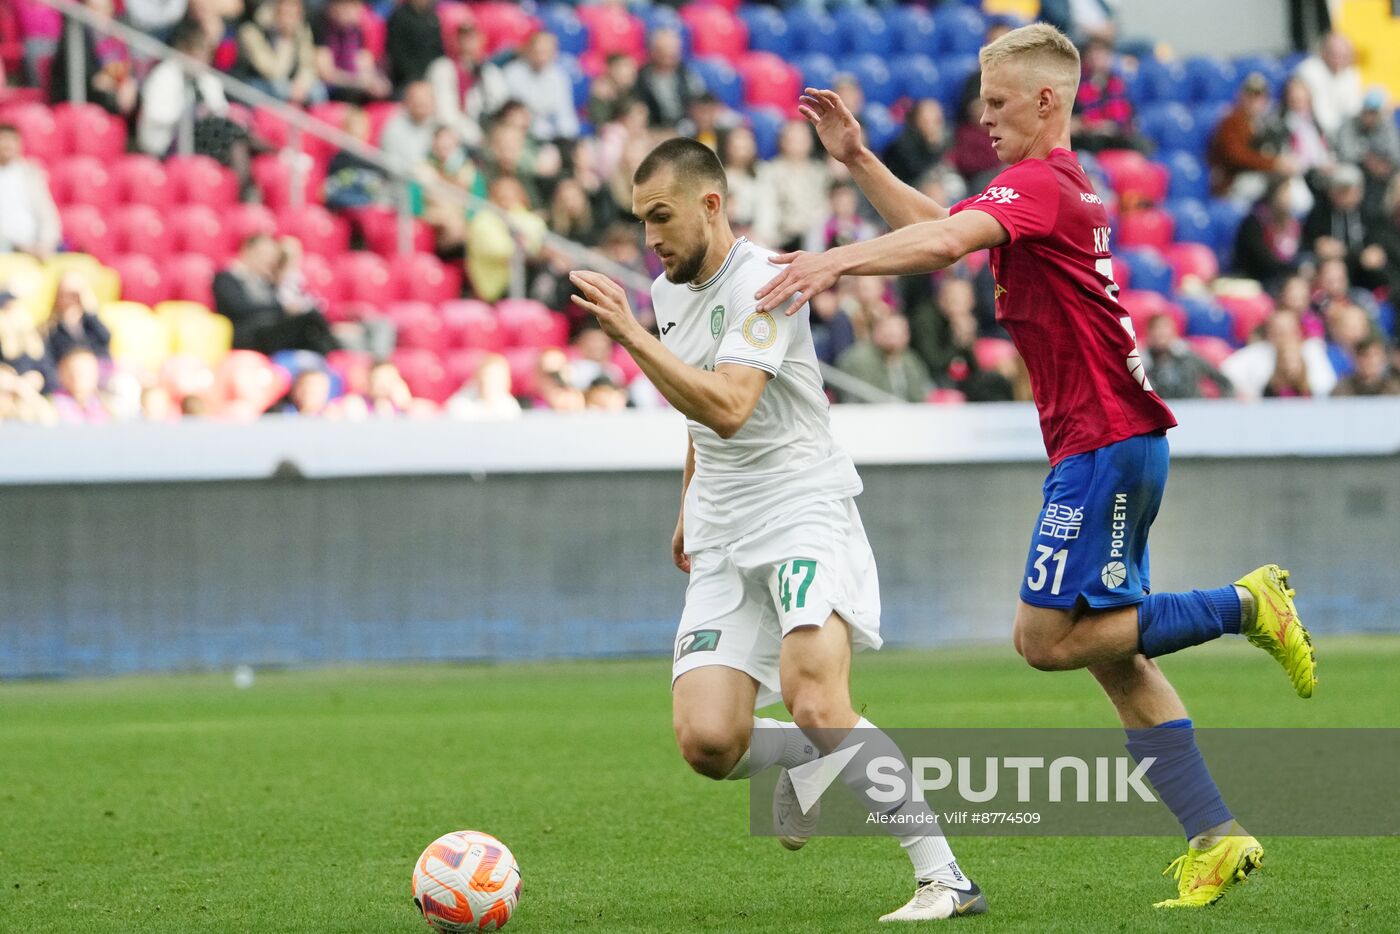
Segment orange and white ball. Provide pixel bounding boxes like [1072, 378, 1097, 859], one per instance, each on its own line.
[412, 831, 522, 932]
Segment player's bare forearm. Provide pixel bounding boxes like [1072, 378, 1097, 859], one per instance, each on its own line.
[619, 330, 760, 438]
[846, 148, 949, 228]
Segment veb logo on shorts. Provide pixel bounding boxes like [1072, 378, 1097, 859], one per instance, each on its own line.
[1100, 561, 1127, 589]
[676, 629, 721, 660]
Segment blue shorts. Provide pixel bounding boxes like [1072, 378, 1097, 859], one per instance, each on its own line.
[1020, 432, 1169, 611]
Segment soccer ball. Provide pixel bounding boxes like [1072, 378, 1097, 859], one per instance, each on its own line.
[412, 830, 522, 932]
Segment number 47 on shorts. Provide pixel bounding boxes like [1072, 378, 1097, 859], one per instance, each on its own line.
[777, 560, 817, 612]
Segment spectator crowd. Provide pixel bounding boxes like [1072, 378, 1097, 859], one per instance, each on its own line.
[0, 0, 1397, 425]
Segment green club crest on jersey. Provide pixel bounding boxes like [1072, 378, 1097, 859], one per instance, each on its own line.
[709, 305, 725, 338]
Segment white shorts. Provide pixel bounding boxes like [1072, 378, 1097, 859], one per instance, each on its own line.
[670, 497, 882, 709]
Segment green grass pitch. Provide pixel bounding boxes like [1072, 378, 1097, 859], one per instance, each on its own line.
[3, 636, 1397, 932]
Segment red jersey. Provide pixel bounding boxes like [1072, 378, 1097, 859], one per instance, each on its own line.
[950, 148, 1177, 464]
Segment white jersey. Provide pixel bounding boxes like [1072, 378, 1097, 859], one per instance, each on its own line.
[655, 237, 862, 550]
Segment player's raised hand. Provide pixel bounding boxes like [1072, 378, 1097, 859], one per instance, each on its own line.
[755, 250, 842, 316]
[798, 88, 864, 165]
[569, 270, 638, 341]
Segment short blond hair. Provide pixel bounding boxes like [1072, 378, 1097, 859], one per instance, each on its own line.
[979, 23, 1080, 102]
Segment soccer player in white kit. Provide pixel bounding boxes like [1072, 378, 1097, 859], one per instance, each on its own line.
[569, 138, 985, 923]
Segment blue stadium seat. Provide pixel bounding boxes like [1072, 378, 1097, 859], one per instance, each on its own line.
[1138, 102, 1196, 154]
[558, 53, 588, 110]
[863, 102, 900, 154]
[786, 8, 839, 55]
[887, 5, 937, 56]
[1137, 58, 1190, 105]
[740, 5, 791, 57]
[635, 6, 691, 58]
[1188, 101, 1230, 153]
[1121, 247, 1174, 295]
[1163, 151, 1209, 201]
[693, 57, 743, 110]
[834, 7, 892, 57]
[1179, 295, 1235, 341]
[1208, 199, 1248, 262]
[894, 54, 941, 102]
[1185, 56, 1238, 104]
[932, 5, 984, 55]
[746, 106, 786, 160]
[1166, 198, 1213, 244]
[1232, 55, 1287, 96]
[842, 54, 898, 107]
[937, 54, 980, 117]
[540, 4, 587, 57]
[794, 53, 837, 92]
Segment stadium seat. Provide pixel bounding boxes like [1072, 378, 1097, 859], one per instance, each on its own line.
[936, 55, 979, 116]
[5, 102, 61, 161]
[110, 204, 173, 260]
[1179, 295, 1235, 343]
[326, 348, 374, 395]
[386, 300, 445, 351]
[390, 252, 462, 304]
[841, 54, 898, 107]
[440, 299, 504, 352]
[109, 154, 172, 209]
[611, 343, 642, 385]
[1208, 200, 1248, 258]
[168, 205, 228, 262]
[1136, 57, 1190, 105]
[895, 54, 941, 103]
[792, 53, 837, 94]
[862, 103, 900, 153]
[47, 155, 115, 208]
[634, 5, 689, 55]
[163, 253, 219, 307]
[539, 4, 587, 56]
[1116, 208, 1174, 250]
[1163, 151, 1209, 201]
[1166, 198, 1213, 245]
[472, 1, 540, 56]
[442, 347, 489, 389]
[888, 5, 937, 56]
[58, 204, 111, 259]
[0, 251, 55, 324]
[351, 205, 435, 257]
[680, 5, 747, 60]
[497, 298, 562, 346]
[334, 252, 394, 306]
[1232, 55, 1286, 95]
[1185, 56, 1238, 104]
[1187, 335, 1234, 369]
[1118, 289, 1185, 338]
[108, 254, 165, 307]
[157, 301, 233, 367]
[1137, 103, 1197, 155]
[972, 337, 1016, 371]
[215, 349, 292, 417]
[299, 252, 341, 305]
[558, 53, 589, 110]
[101, 301, 172, 374]
[1164, 242, 1219, 289]
[932, 5, 983, 55]
[358, 3, 386, 57]
[739, 5, 790, 57]
[277, 204, 351, 258]
[52, 102, 126, 159]
[166, 155, 239, 209]
[692, 57, 743, 110]
[1096, 149, 1168, 204]
[1218, 292, 1275, 344]
[576, 3, 645, 59]
[834, 7, 891, 57]
[785, 8, 837, 55]
[737, 52, 801, 115]
[223, 203, 279, 254]
[745, 106, 784, 160]
[1119, 247, 1173, 296]
[503, 346, 541, 397]
[390, 347, 454, 403]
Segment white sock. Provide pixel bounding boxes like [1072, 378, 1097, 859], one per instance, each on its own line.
[724, 717, 818, 780]
[836, 717, 962, 884]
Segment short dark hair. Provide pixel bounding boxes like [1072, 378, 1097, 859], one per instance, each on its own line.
[171, 19, 207, 53]
[633, 137, 727, 197]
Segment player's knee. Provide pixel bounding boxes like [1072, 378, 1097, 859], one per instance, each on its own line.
[1020, 640, 1076, 672]
[674, 722, 746, 780]
[783, 686, 850, 735]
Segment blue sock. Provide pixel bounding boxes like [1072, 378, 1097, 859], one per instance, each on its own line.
[1137, 586, 1242, 658]
[1124, 719, 1233, 840]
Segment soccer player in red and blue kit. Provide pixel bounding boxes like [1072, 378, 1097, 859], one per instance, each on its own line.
[755, 23, 1317, 913]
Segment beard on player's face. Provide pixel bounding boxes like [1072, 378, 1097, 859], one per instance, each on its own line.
[658, 212, 710, 283]
[664, 240, 708, 283]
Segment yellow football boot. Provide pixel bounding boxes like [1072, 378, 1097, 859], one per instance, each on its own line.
[1154, 824, 1264, 908]
[1235, 564, 1317, 698]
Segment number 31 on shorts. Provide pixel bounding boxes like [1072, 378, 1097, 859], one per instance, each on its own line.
[1027, 545, 1068, 595]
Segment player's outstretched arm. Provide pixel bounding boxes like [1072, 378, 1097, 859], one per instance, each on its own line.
[570, 271, 768, 439]
[800, 88, 948, 229]
[755, 211, 1008, 315]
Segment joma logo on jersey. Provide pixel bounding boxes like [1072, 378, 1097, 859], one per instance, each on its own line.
[676, 629, 721, 659]
[709, 305, 725, 338]
[977, 186, 1020, 205]
[1093, 226, 1111, 253]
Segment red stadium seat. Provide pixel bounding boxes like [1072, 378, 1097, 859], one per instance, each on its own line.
[737, 52, 801, 115]
[164, 253, 219, 307]
[299, 252, 341, 305]
[972, 337, 1017, 372]
[1187, 335, 1234, 369]
[251, 153, 326, 212]
[440, 299, 504, 352]
[1110, 255, 1132, 292]
[1116, 208, 1174, 250]
[388, 300, 447, 351]
[364, 101, 397, 145]
[277, 204, 351, 258]
[496, 298, 553, 346]
[4, 102, 61, 161]
[333, 251, 394, 306]
[1218, 292, 1275, 345]
[47, 155, 115, 208]
[167, 155, 240, 208]
[437, 2, 475, 58]
[110, 154, 172, 208]
[1164, 242, 1220, 289]
[351, 205, 436, 256]
[926, 387, 967, 404]
[443, 347, 490, 388]
[508, 310, 570, 349]
[326, 348, 374, 395]
[681, 4, 748, 59]
[576, 3, 645, 58]
[1096, 149, 1168, 205]
[168, 205, 229, 261]
[251, 106, 292, 150]
[215, 349, 292, 418]
[471, 1, 539, 56]
[611, 344, 642, 384]
[1118, 289, 1187, 338]
[108, 253, 165, 307]
[223, 203, 279, 254]
[58, 204, 111, 258]
[503, 346, 541, 397]
[110, 204, 173, 260]
[52, 102, 126, 159]
[359, 4, 386, 58]
[389, 251, 461, 303]
[390, 347, 454, 403]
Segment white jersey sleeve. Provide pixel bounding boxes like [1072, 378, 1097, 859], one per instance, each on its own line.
[712, 264, 799, 377]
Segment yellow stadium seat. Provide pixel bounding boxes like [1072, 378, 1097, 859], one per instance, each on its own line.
[0, 253, 57, 327]
[100, 301, 173, 374]
[156, 301, 233, 367]
[46, 253, 120, 305]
